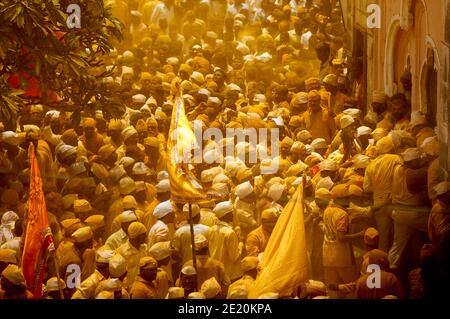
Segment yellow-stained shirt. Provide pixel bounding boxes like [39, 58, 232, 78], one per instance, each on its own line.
[363, 154, 403, 207]
[322, 206, 354, 268]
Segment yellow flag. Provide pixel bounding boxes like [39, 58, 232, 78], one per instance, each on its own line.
[166, 90, 206, 203]
[249, 184, 310, 298]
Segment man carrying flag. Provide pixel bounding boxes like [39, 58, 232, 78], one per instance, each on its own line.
[249, 183, 310, 298]
[21, 141, 58, 298]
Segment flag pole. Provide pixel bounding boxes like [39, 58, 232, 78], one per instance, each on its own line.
[50, 250, 65, 299]
[188, 202, 197, 287]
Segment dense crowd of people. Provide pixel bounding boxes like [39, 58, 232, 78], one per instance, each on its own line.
[0, 0, 449, 299]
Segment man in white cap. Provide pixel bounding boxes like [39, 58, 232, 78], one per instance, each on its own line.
[177, 265, 197, 298]
[355, 126, 373, 153]
[142, 178, 171, 230]
[105, 210, 138, 250]
[316, 188, 362, 298]
[130, 257, 158, 299]
[245, 208, 278, 257]
[116, 222, 149, 290]
[148, 200, 174, 248]
[389, 148, 429, 270]
[172, 204, 210, 266]
[322, 73, 347, 115]
[227, 256, 259, 298]
[410, 112, 435, 147]
[148, 241, 172, 298]
[209, 201, 242, 281]
[183, 234, 229, 294]
[234, 181, 258, 238]
[71, 249, 114, 299]
[303, 90, 336, 144]
[364, 136, 403, 252]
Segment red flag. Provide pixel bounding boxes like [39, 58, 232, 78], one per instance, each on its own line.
[21, 143, 55, 298]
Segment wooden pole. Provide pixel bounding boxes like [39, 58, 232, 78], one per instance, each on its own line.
[187, 202, 197, 287]
[51, 250, 65, 299]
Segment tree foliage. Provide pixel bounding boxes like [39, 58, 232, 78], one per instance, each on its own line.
[0, 0, 124, 130]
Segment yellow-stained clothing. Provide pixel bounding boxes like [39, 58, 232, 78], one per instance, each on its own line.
[200, 210, 219, 227]
[71, 270, 105, 299]
[147, 220, 171, 248]
[245, 226, 270, 257]
[104, 197, 124, 240]
[104, 229, 128, 251]
[322, 206, 354, 268]
[155, 268, 171, 299]
[56, 239, 81, 277]
[427, 157, 441, 201]
[392, 166, 425, 206]
[428, 200, 450, 246]
[142, 199, 159, 231]
[227, 275, 255, 297]
[95, 279, 130, 299]
[322, 206, 356, 295]
[130, 275, 157, 299]
[184, 255, 230, 292]
[363, 154, 403, 208]
[116, 241, 149, 290]
[209, 221, 242, 281]
[234, 198, 258, 237]
[79, 133, 105, 157]
[356, 271, 405, 299]
[394, 118, 410, 131]
[416, 127, 436, 148]
[303, 108, 336, 144]
[172, 224, 210, 265]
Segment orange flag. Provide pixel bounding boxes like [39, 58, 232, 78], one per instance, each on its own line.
[249, 184, 309, 298]
[166, 89, 207, 203]
[22, 143, 55, 298]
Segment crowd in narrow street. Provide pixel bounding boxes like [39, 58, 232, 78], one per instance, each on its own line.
[0, 0, 449, 299]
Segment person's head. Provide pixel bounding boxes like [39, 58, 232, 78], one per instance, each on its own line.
[194, 234, 209, 256]
[322, 74, 338, 94]
[280, 137, 294, 158]
[1, 265, 25, 292]
[139, 257, 158, 282]
[235, 181, 255, 203]
[128, 222, 147, 248]
[364, 227, 379, 250]
[72, 226, 94, 252]
[213, 201, 234, 224]
[83, 118, 96, 139]
[371, 91, 388, 115]
[153, 200, 175, 224]
[212, 68, 226, 86]
[180, 266, 197, 293]
[241, 256, 259, 279]
[0, 249, 18, 275]
[390, 94, 409, 121]
[308, 90, 321, 111]
[314, 188, 333, 209]
[149, 241, 172, 267]
[434, 182, 450, 205]
[46, 277, 66, 299]
[122, 127, 139, 146]
[419, 244, 437, 270]
[315, 42, 330, 63]
[401, 148, 422, 169]
[261, 208, 278, 234]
